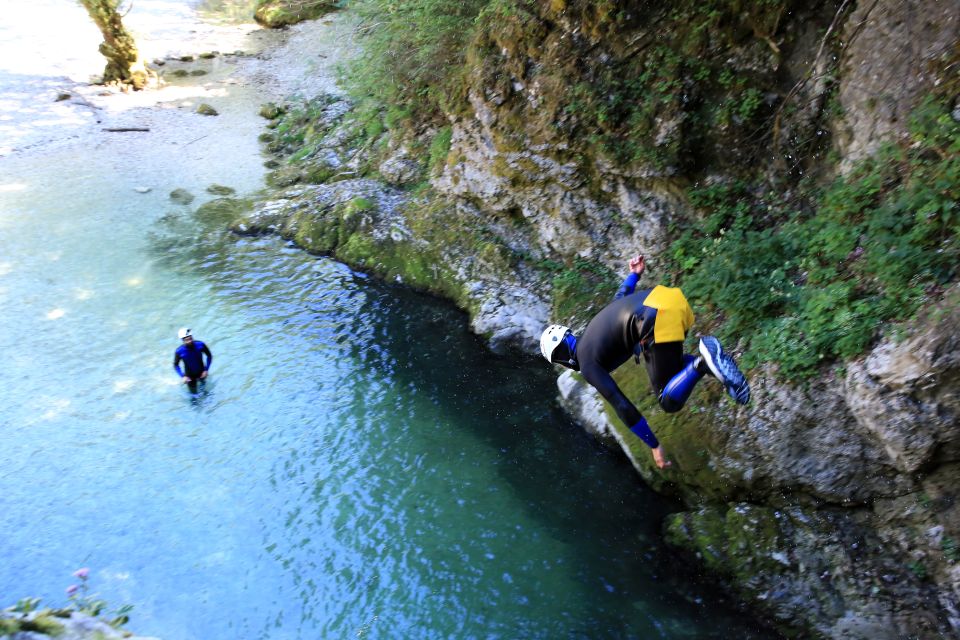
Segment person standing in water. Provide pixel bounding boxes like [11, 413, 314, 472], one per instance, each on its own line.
[173, 327, 212, 392]
[539, 255, 750, 470]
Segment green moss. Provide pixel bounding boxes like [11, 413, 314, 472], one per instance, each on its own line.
[595, 359, 736, 501]
[428, 126, 453, 170]
[194, 197, 254, 226]
[550, 258, 617, 327]
[663, 504, 786, 583]
[344, 197, 374, 215]
[12, 613, 67, 636]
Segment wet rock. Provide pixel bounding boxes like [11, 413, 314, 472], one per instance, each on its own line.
[179, 55, 194, 62]
[196, 104, 218, 116]
[259, 102, 285, 120]
[134, 186, 151, 194]
[190, 69, 208, 76]
[169, 188, 195, 205]
[55, 92, 71, 102]
[170, 69, 189, 77]
[206, 184, 236, 196]
[199, 51, 217, 59]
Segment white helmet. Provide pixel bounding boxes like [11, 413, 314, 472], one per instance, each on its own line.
[540, 324, 572, 364]
[177, 327, 192, 340]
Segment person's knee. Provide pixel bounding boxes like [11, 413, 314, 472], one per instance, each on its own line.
[659, 393, 684, 413]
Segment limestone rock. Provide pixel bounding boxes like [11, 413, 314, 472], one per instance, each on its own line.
[378, 148, 422, 186]
[835, 0, 960, 169]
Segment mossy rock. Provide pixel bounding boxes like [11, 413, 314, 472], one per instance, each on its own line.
[195, 197, 254, 226]
[206, 184, 236, 196]
[265, 166, 303, 188]
[259, 102, 286, 120]
[0, 612, 67, 636]
[196, 103, 219, 116]
[663, 503, 787, 582]
[254, 0, 339, 28]
[169, 188, 195, 205]
[169, 69, 190, 77]
[600, 357, 740, 502]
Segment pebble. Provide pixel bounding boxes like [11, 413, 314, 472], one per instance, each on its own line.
[134, 186, 151, 194]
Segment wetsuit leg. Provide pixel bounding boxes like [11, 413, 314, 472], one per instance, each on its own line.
[642, 342, 685, 396]
[660, 355, 705, 413]
[644, 342, 705, 413]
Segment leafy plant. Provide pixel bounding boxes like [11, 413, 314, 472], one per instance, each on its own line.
[668, 97, 959, 378]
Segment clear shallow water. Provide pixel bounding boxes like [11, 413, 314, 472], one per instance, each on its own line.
[0, 4, 779, 640]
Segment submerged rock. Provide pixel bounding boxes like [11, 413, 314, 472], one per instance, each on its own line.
[169, 188, 194, 205]
[206, 184, 236, 196]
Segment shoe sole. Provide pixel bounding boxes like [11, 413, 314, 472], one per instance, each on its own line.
[699, 336, 750, 404]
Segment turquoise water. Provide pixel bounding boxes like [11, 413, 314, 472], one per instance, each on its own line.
[0, 4, 779, 639]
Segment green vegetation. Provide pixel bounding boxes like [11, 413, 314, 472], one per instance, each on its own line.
[670, 97, 959, 378]
[1, 569, 134, 636]
[275, 0, 956, 383]
[550, 258, 617, 328]
[342, 0, 492, 135]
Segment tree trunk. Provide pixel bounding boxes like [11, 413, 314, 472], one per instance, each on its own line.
[78, 0, 148, 89]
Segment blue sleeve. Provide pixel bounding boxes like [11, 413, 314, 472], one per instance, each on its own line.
[173, 349, 184, 377]
[201, 343, 212, 371]
[615, 273, 639, 300]
[629, 417, 659, 449]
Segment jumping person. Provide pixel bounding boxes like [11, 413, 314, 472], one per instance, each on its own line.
[539, 255, 750, 470]
[173, 328, 212, 392]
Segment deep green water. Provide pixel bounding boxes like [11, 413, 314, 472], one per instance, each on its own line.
[0, 3, 779, 639]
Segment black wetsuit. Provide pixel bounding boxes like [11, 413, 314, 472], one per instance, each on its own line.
[575, 275, 694, 446]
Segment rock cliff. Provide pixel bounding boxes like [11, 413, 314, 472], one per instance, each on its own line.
[243, 1, 960, 636]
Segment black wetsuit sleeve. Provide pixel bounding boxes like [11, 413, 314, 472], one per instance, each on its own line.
[202, 344, 212, 371]
[579, 362, 658, 445]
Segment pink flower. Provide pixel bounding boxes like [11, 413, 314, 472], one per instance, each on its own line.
[72, 568, 90, 580]
[66, 584, 80, 596]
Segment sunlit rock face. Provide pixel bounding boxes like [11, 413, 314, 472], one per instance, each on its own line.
[835, 0, 960, 170]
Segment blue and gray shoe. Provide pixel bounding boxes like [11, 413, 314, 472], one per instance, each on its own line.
[699, 336, 750, 405]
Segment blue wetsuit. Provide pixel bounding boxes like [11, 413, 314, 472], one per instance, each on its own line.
[174, 341, 212, 379]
